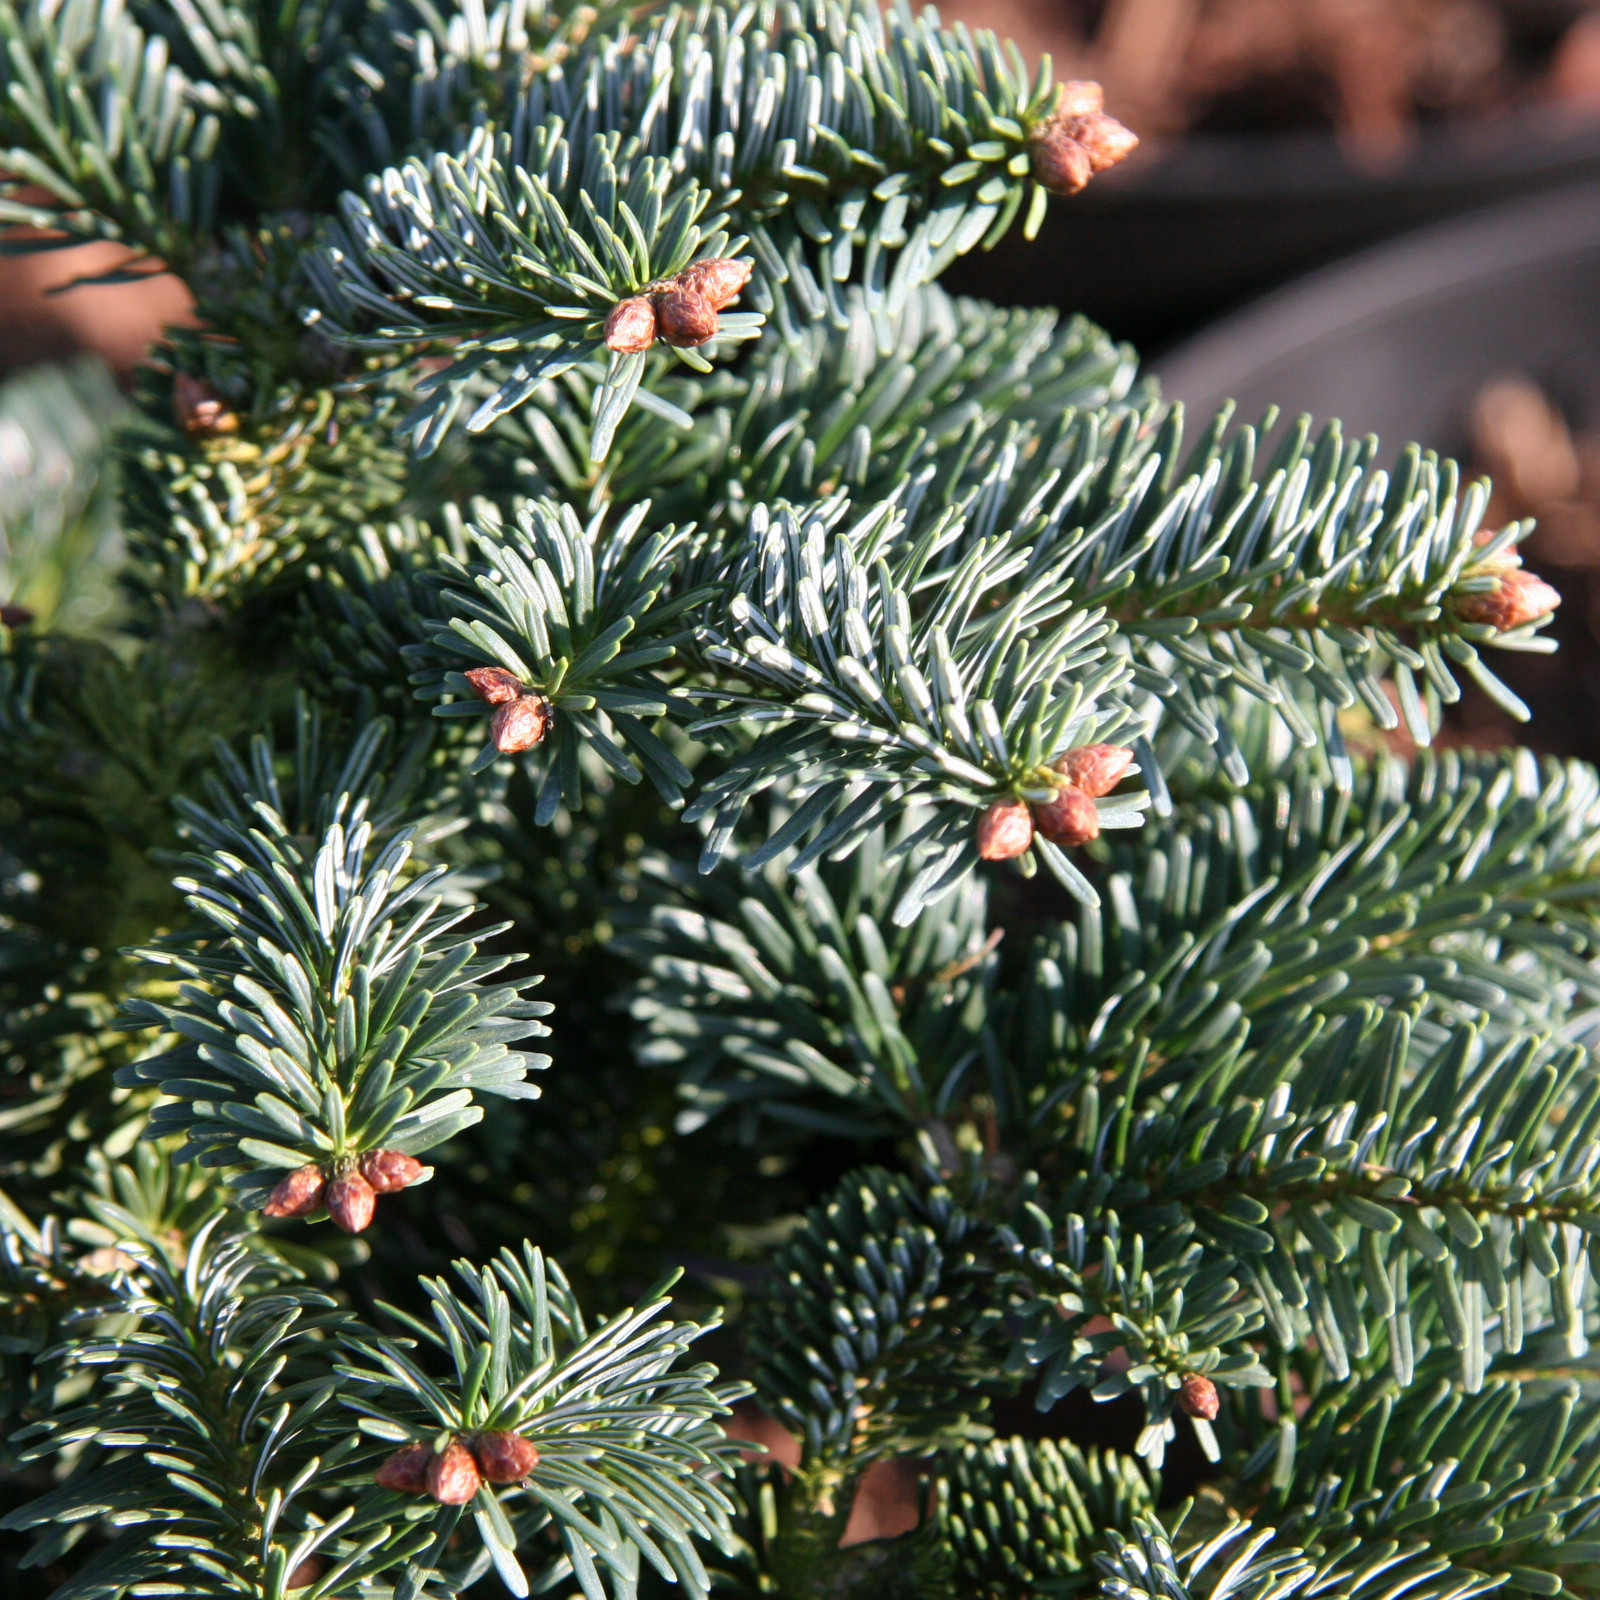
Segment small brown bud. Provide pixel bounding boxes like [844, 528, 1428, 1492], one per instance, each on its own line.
[172, 371, 239, 438]
[464, 665, 526, 705]
[976, 799, 1034, 860]
[1053, 744, 1134, 799]
[1032, 783, 1100, 847]
[287, 1553, 326, 1590]
[653, 284, 719, 347]
[1073, 112, 1140, 173]
[605, 294, 658, 353]
[375, 1441, 434, 1494]
[262, 1164, 326, 1219]
[1029, 126, 1093, 195]
[1028, 106, 1139, 196]
[325, 1170, 376, 1233]
[1456, 565, 1561, 631]
[676, 257, 752, 311]
[359, 1148, 425, 1194]
[0, 602, 33, 628]
[426, 1439, 481, 1505]
[491, 694, 553, 753]
[1178, 1372, 1220, 1421]
[1055, 80, 1104, 117]
[472, 1430, 541, 1483]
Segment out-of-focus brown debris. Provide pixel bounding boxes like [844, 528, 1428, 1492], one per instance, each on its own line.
[1471, 374, 1600, 570]
[1472, 376, 1582, 511]
[937, 1, 1599, 164]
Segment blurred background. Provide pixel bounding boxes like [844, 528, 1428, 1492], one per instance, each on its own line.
[11, 0, 1600, 753]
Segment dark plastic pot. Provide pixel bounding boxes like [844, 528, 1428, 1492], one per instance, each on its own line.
[942, 108, 1600, 353]
[1149, 177, 1600, 762]
[1152, 178, 1600, 461]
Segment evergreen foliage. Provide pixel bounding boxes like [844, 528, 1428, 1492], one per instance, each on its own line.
[0, 2, 1589, 1598]
[117, 713, 553, 1206]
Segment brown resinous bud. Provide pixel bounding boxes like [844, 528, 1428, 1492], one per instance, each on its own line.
[631, 257, 751, 351]
[426, 1439, 482, 1504]
[491, 694, 553, 753]
[172, 371, 240, 438]
[677, 257, 752, 311]
[605, 294, 657, 353]
[286, 1553, 327, 1590]
[653, 283, 719, 348]
[262, 1164, 326, 1218]
[1456, 563, 1561, 631]
[375, 1441, 434, 1494]
[1178, 1372, 1220, 1421]
[976, 798, 1034, 860]
[1027, 80, 1139, 196]
[1055, 80, 1105, 117]
[464, 665, 526, 705]
[359, 1148, 426, 1194]
[325, 1169, 376, 1233]
[1053, 743, 1134, 798]
[472, 1430, 541, 1483]
[1031, 782, 1100, 847]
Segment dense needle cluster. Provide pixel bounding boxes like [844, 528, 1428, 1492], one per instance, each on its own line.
[0, 2, 1584, 1599]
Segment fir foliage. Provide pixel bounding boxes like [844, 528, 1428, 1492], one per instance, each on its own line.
[116, 718, 552, 1205]
[0, 1, 1593, 1598]
[924, 1438, 1154, 1598]
[343, 1244, 745, 1599]
[743, 1168, 1009, 1467]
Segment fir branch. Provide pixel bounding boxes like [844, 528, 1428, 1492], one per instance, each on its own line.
[306, 0, 1078, 457]
[1003, 1005, 1600, 1480]
[182, 701, 470, 852]
[64, 1141, 236, 1267]
[307, 121, 764, 460]
[1120, 1014, 1600, 1394]
[334, 0, 642, 186]
[341, 1240, 744, 1600]
[923, 1438, 1154, 1599]
[0, 0, 433, 271]
[1169, 1374, 1600, 1600]
[1089, 414, 1554, 757]
[120, 347, 413, 607]
[418, 483, 1156, 915]
[1023, 747, 1600, 1101]
[1004, 1207, 1270, 1467]
[616, 817, 998, 1138]
[1269, 1359, 1600, 1600]
[623, 745, 1600, 1150]
[0, 0, 263, 270]
[1094, 1516, 1317, 1600]
[0, 1214, 431, 1598]
[687, 495, 1150, 916]
[0, 1143, 308, 1461]
[296, 519, 470, 726]
[877, 400, 1559, 765]
[116, 723, 551, 1213]
[409, 495, 711, 814]
[744, 1168, 1010, 1476]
